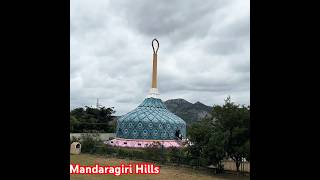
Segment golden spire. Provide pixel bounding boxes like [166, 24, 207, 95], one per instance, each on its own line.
[151, 38, 159, 88]
[147, 38, 160, 98]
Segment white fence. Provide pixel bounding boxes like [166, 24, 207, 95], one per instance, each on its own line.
[223, 160, 250, 172]
[70, 133, 116, 141]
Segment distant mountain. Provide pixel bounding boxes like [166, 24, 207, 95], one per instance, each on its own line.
[164, 98, 212, 124]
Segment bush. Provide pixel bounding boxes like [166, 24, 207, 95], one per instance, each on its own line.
[117, 148, 131, 158]
[144, 142, 167, 163]
[79, 133, 102, 153]
[133, 149, 147, 160]
[167, 147, 181, 163]
[101, 145, 117, 155]
[189, 158, 200, 167]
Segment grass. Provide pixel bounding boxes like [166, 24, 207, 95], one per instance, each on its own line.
[70, 154, 249, 180]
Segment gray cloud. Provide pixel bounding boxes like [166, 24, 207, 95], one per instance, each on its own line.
[71, 0, 250, 115]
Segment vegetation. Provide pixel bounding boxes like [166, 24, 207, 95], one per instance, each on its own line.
[79, 133, 103, 153]
[187, 96, 250, 172]
[70, 106, 116, 133]
[70, 96, 250, 174]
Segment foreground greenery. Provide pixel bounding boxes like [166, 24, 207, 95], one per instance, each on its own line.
[70, 154, 249, 180]
[188, 96, 250, 172]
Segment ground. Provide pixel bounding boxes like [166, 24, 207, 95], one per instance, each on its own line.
[70, 154, 249, 180]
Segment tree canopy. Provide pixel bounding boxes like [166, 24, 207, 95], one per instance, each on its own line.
[187, 96, 250, 172]
[70, 106, 116, 133]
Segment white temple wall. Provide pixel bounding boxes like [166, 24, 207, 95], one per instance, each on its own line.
[70, 133, 116, 141]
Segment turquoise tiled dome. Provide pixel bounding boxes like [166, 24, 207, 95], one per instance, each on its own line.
[116, 97, 186, 140]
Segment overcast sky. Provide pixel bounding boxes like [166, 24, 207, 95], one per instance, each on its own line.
[70, 0, 250, 115]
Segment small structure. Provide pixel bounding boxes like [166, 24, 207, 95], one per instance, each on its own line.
[70, 142, 81, 154]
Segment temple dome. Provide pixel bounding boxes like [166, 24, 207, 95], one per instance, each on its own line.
[116, 97, 186, 140]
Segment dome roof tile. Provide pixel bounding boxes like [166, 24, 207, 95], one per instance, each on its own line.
[116, 97, 186, 140]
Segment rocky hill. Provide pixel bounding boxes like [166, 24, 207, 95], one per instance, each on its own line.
[164, 98, 212, 124]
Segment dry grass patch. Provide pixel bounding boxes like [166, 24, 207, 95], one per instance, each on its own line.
[70, 154, 249, 180]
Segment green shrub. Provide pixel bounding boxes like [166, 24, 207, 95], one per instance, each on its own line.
[167, 147, 182, 164]
[117, 148, 130, 158]
[144, 142, 165, 162]
[134, 149, 147, 160]
[103, 145, 117, 155]
[80, 133, 102, 153]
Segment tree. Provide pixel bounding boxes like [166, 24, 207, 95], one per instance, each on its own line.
[70, 106, 116, 133]
[243, 140, 250, 162]
[187, 96, 250, 173]
[70, 115, 79, 132]
[212, 96, 250, 172]
[187, 117, 227, 169]
[205, 129, 227, 172]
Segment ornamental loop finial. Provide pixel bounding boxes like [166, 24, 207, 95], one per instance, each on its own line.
[152, 38, 159, 54]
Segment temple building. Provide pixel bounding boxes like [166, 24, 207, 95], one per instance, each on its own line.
[106, 39, 186, 148]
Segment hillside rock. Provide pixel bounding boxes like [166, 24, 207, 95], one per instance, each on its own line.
[164, 98, 212, 124]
